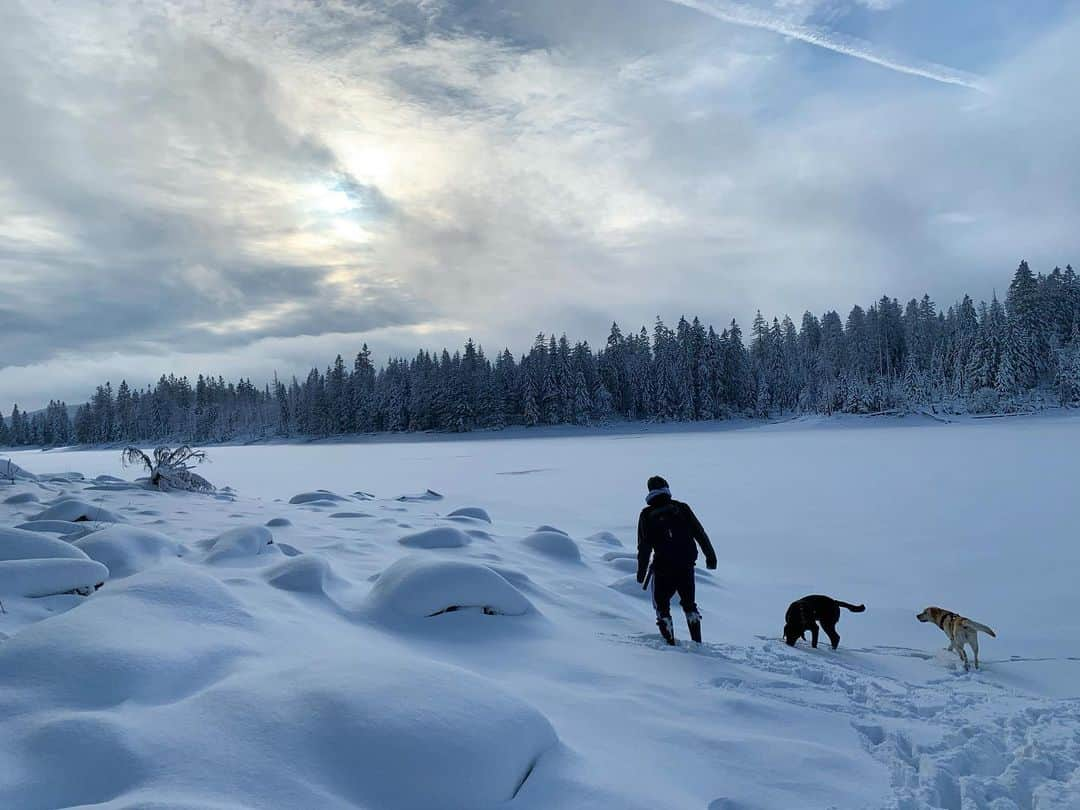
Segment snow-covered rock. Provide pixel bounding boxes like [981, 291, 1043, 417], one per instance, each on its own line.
[0, 526, 92, 562]
[397, 526, 472, 549]
[0, 558, 109, 597]
[30, 498, 125, 524]
[203, 526, 278, 564]
[74, 526, 184, 579]
[0, 568, 252, 709]
[329, 511, 372, 519]
[0, 460, 36, 481]
[446, 506, 492, 523]
[396, 488, 443, 502]
[4, 491, 40, 505]
[585, 530, 623, 547]
[522, 530, 582, 562]
[263, 556, 344, 595]
[175, 650, 557, 809]
[265, 517, 292, 527]
[288, 490, 347, 505]
[366, 557, 534, 618]
[15, 520, 93, 537]
[535, 524, 569, 535]
[608, 557, 637, 573]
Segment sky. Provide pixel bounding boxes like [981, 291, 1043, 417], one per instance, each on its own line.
[1, 0, 1078, 411]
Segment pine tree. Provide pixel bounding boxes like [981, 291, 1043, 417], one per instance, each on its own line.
[591, 380, 614, 423]
[571, 371, 592, 425]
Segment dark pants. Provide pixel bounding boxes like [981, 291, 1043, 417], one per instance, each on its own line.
[651, 566, 698, 620]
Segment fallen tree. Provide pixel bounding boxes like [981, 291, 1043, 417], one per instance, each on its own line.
[122, 446, 215, 493]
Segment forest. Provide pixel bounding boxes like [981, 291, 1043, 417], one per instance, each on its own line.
[3, 261, 1079, 447]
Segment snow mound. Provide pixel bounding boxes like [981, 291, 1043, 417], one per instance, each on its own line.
[396, 488, 443, 502]
[0, 568, 252, 710]
[203, 526, 278, 564]
[329, 511, 372, 519]
[85, 481, 143, 492]
[608, 557, 637, 573]
[535, 524, 568, 535]
[94, 475, 125, 483]
[0, 460, 36, 480]
[586, 530, 623, 547]
[265, 517, 292, 527]
[288, 490, 348, 505]
[15, 520, 94, 537]
[0, 558, 109, 597]
[4, 491, 40, 505]
[31, 498, 125, 523]
[608, 574, 648, 599]
[0, 526, 91, 561]
[74, 526, 184, 579]
[446, 506, 492, 523]
[366, 557, 534, 618]
[602, 551, 636, 562]
[398, 526, 472, 549]
[522, 530, 582, 562]
[39, 472, 84, 483]
[181, 649, 557, 808]
[352, 490, 375, 500]
[263, 556, 346, 595]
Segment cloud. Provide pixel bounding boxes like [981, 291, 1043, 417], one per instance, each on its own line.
[1, 1, 1077, 412]
[661, 0, 988, 91]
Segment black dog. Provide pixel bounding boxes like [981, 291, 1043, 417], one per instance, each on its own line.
[783, 595, 865, 649]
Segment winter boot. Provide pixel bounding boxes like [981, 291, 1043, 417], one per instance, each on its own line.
[657, 617, 676, 645]
[686, 611, 702, 643]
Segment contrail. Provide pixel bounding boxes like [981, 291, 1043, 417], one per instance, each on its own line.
[664, 0, 989, 92]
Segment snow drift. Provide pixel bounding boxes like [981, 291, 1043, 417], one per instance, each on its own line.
[0, 526, 92, 561]
[3, 491, 39, 505]
[397, 526, 472, 549]
[0, 558, 109, 597]
[447, 506, 492, 523]
[366, 557, 535, 619]
[31, 498, 124, 524]
[288, 490, 348, 505]
[202, 526, 278, 564]
[522, 530, 582, 562]
[74, 525, 185, 579]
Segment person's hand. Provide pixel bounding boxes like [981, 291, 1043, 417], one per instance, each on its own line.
[706, 558, 717, 571]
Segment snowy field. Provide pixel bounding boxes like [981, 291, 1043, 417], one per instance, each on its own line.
[2, 414, 1080, 809]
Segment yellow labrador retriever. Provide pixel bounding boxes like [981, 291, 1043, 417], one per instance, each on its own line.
[917, 606, 996, 670]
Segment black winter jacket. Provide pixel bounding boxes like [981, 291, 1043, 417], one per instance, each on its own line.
[637, 494, 717, 580]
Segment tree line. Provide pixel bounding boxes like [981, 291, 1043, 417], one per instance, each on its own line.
[3, 261, 1079, 448]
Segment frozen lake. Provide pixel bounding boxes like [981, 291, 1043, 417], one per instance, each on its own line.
[4, 413, 1080, 808]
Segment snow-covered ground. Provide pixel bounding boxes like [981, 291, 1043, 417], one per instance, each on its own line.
[2, 414, 1079, 809]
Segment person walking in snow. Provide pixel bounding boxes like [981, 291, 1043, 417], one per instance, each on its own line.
[636, 475, 717, 645]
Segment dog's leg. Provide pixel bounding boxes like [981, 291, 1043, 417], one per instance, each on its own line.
[971, 634, 980, 670]
[955, 640, 969, 671]
[810, 623, 820, 648]
[821, 620, 840, 650]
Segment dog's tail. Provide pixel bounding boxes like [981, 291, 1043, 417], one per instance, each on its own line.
[967, 620, 996, 637]
[836, 601, 866, 613]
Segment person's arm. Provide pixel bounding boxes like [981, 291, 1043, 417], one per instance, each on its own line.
[683, 504, 717, 569]
[636, 511, 652, 582]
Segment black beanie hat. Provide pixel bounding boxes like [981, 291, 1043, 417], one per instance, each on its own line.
[647, 475, 669, 492]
